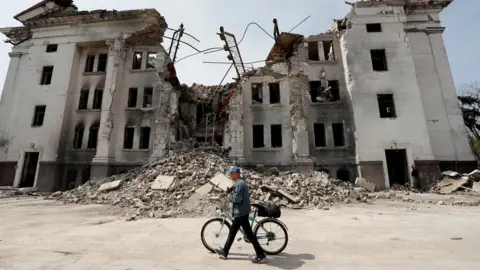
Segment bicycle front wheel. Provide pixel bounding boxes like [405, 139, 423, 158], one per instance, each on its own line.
[253, 218, 288, 255]
[200, 218, 231, 253]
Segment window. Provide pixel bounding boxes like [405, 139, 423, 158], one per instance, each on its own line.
[146, 52, 156, 69]
[309, 81, 321, 102]
[97, 54, 108, 72]
[314, 123, 326, 147]
[73, 124, 84, 149]
[328, 80, 340, 101]
[46, 44, 58, 53]
[139, 127, 151, 149]
[332, 123, 345, 147]
[32, 105, 46, 127]
[323, 41, 334, 60]
[371, 49, 388, 71]
[308, 42, 319, 61]
[82, 167, 91, 184]
[252, 125, 264, 148]
[128, 88, 138, 108]
[252, 83, 263, 104]
[377, 94, 396, 118]
[132, 52, 143, 70]
[271, 124, 282, 148]
[85, 54, 95, 72]
[78, 90, 89, 110]
[123, 126, 135, 149]
[87, 123, 99, 149]
[366, 23, 382, 32]
[66, 169, 77, 190]
[40, 66, 53, 85]
[269, 83, 280, 104]
[92, 89, 103, 109]
[143, 87, 153, 107]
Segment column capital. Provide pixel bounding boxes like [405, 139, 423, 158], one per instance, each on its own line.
[8, 52, 23, 58]
[425, 27, 445, 34]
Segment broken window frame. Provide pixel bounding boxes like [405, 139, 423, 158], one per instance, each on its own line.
[46, 44, 58, 53]
[146, 52, 157, 69]
[40, 66, 54, 85]
[132, 52, 143, 70]
[85, 54, 95, 73]
[332, 122, 346, 147]
[127, 88, 138, 108]
[92, 89, 103, 109]
[31, 105, 46, 127]
[370, 49, 388, 71]
[251, 83, 263, 104]
[270, 124, 283, 148]
[366, 23, 382, 33]
[377, 94, 397, 118]
[139, 126, 151, 150]
[323, 41, 335, 61]
[309, 81, 322, 103]
[269, 83, 281, 104]
[328, 80, 340, 101]
[87, 123, 99, 149]
[123, 126, 135, 149]
[313, 123, 327, 147]
[307, 41, 320, 61]
[97, 53, 108, 72]
[73, 124, 84, 149]
[143, 87, 153, 108]
[252, 125, 265, 149]
[78, 90, 89, 110]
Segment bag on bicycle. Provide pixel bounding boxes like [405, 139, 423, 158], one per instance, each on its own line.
[257, 204, 281, 218]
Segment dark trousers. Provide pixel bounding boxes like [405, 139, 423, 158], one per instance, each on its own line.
[223, 214, 265, 257]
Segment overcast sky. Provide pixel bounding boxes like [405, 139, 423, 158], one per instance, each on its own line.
[0, 0, 478, 97]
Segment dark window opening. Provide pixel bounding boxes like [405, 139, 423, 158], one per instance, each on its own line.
[332, 123, 345, 147]
[82, 167, 91, 184]
[269, 83, 280, 104]
[127, 88, 138, 108]
[139, 127, 151, 149]
[252, 125, 264, 148]
[385, 149, 408, 186]
[66, 169, 77, 190]
[196, 103, 213, 125]
[215, 135, 223, 146]
[337, 168, 350, 182]
[271, 124, 282, 148]
[328, 80, 340, 101]
[366, 23, 382, 32]
[19, 152, 39, 188]
[87, 123, 99, 149]
[46, 44, 58, 53]
[309, 81, 321, 102]
[252, 83, 263, 104]
[97, 54, 108, 72]
[323, 41, 334, 60]
[32, 105, 46, 127]
[147, 52, 156, 69]
[78, 90, 89, 110]
[143, 87, 153, 107]
[40, 66, 53, 85]
[377, 94, 396, 118]
[92, 89, 103, 109]
[73, 124, 84, 149]
[371, 49, 388, 71]
[123, 126, 135, 149]
[314, 123, 327, 147]
[85, 54, 95, 72]
[308, 42, 319, 61]
[132, 52, 143, 70]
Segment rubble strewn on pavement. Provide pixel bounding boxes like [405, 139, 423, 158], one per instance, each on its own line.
[46, 139, 370, 219]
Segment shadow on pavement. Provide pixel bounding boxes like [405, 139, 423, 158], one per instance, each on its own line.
[227, 252, 315, 269]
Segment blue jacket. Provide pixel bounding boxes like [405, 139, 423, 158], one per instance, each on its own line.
[229, 178, 250, 218]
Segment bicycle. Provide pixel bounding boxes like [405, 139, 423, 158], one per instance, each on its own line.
[200, 198, 289, 255]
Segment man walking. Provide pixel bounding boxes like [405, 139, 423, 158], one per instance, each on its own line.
[215, 167, 266, 264]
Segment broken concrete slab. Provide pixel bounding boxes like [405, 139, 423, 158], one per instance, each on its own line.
[472, 182, 480, 193]
[277, 189, 300, 203]
[208, 173, 233, 192]
[151, 175, 177, 191]
[441, 171, 461, 179]
[355, 177, 375, 192]
[438, 177, 469, 194]
[98, 180, 122, 192]
[195, 183, 213, 196]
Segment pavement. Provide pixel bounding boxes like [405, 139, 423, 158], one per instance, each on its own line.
[1, 197, 480, 269]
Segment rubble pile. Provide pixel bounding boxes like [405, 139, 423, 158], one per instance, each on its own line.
[0, 187, 44, 199]
[430, 170, 480, 194]
[48, 139, 370, 219]
[180, 83, 235, 102]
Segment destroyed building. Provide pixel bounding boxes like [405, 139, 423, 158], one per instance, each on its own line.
[0, 0, 183, 190]
[223, 0, 477, 189]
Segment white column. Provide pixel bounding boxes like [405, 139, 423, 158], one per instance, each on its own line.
[227, 89, 245, 164]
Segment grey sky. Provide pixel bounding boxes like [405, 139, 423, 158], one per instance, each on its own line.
[0, 0, 478, 97]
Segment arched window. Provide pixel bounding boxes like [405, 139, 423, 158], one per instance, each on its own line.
[73, 123, 84, 149]
[337, 167, 350, 182]
[87, 122, 99, 149]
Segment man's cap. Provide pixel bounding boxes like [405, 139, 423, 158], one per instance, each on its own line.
[228, 167, 241, 174]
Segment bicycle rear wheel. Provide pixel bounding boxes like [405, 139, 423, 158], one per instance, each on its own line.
[200, 218, 231, 253]
[253, 218, 288, 255]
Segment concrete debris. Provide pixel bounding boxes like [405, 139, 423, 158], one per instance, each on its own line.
[98, 180, 123, 192]
[441, 171, 461, 179]
[430, 170, 480, 194]
[44, 139, 370, 219]
[355, 177, 376, 192]
[473, 182, 480, 193]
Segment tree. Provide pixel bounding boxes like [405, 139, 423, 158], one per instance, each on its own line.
[458, 82, 480, 160]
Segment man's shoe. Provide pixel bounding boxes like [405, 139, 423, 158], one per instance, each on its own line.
[214, 248, 227, 260]
[251, 255, 266, 264]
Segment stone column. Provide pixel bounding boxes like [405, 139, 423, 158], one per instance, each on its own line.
[227, 88, 246, 165]
[290, 77, 312, 170]
[91, 38, 126, 179]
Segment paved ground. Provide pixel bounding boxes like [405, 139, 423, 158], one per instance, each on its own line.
[1, 197, 479, 270]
